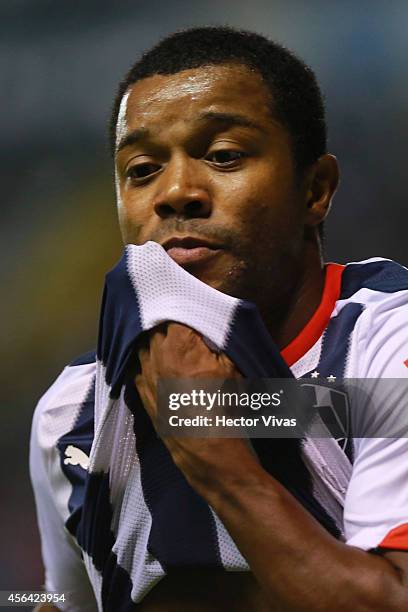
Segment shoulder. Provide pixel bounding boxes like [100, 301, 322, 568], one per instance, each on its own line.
[30, 350, 96, 516]
[339, 257, 408, 300]
[32, 350, 96, 438]
[333, 258, 408, 377]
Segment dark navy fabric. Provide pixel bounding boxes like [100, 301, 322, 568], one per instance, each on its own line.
[310, 302, 364, 463]
[76, 472, 115, 572]
[340, 260, 408, 299]
[101, 552, 137, 611]
[226, 301, 294, 378]
[125, 383, 222, 570]
[69, 350, 96, 367]
[98, 254, 144, 398]
[317, 303, 365, 379]
[312, 302, 365, 463]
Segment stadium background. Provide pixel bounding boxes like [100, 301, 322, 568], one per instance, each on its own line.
[1, 0, 407, 594]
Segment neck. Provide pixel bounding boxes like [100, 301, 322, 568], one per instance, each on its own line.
[260, 242, 326, 350]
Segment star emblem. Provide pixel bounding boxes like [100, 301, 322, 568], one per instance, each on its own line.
[311, 371, 320, 378]
[327, 375, 336, 382]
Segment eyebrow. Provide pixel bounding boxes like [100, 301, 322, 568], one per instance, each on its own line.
[117, 127, 149, 153]
[196, 111, 265, 133]
[116, 111, 265, 153]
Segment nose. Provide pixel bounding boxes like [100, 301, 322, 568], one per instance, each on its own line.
[152, 154, 212, 219]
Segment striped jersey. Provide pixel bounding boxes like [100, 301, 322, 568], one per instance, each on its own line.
[30, 243, 408, 611]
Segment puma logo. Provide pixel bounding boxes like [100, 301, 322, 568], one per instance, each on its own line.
[64, 445, 90, 470]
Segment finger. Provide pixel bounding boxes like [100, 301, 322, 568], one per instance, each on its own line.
[163, 323, 205, 360]
[218, 352, 243, 378]
[166, 322, 201, 343]
[135, 373, 157, 422]
[137, 326, 166, 371]
[147, 323, 168, 361]
[137, 345, 151, 381]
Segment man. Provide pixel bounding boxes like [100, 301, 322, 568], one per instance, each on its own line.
[30, 27, 408, 611]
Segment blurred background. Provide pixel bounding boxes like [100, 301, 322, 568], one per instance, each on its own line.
[1, 0, 407, 596]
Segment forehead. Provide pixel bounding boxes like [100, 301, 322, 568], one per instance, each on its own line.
[120, 64, 274, 135]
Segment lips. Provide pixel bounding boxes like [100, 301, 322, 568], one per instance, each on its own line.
[161, 236, 223, 266]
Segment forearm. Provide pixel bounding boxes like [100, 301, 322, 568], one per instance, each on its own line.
[198, 464, 408, 612]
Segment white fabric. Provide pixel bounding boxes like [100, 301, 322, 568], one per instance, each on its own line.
[126, 241, 239, 350]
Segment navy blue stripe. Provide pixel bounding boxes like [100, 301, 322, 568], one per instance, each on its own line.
[58, 376, 95, 535]
[76, 472, 115, 572]
[102, 551, 136, 611]
[69, 350, 96, 366]
[315, 302, 365, 463]
[76, 471, 138, 611]
[97, 252, 143, 398]
[226, 301, 294, 377]
[75, 471, 137, 611]
[126, 382, 222, 570]
[317, 302, 364, 379]
[340, 260, 408, 299]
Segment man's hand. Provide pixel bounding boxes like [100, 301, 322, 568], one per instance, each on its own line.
[135, 322, 262, 498]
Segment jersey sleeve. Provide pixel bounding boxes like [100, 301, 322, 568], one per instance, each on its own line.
[343, 290, 408, 551]
[29, 365, 98, 611]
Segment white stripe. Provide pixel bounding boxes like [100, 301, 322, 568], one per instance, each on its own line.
[125, 242, 239, 350]
[210, 508, 249, 570]
[112, 465, 165, 603]
[334, 286, 408, 315]
[343, 256, 394, 266]
[83, 551, 103, 611]
[302, 437, 351, 535]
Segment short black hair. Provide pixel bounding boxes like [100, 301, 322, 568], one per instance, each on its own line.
[110, 26, 327, 172]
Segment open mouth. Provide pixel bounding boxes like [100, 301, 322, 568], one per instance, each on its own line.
[161, 236, 224, 267]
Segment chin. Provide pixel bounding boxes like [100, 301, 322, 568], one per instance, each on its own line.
[196, 272, 249, 300]
[181, 254, 251, 297]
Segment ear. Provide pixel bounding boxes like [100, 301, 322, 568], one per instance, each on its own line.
[304, 154, 339, 226]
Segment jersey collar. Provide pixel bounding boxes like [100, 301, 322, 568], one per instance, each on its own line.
[280, 263, 345, 367]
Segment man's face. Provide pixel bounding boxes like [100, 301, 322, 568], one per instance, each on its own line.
[115, 63, 309, 305]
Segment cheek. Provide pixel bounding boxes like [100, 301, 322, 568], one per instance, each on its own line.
[228, 188, 291, 238]
[223, 161, 296, 222]
[116, 191, 151, 244]
[230, 177, 304, 255]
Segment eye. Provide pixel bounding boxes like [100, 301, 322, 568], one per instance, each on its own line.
[126, 162, 161, 181]
[205, 149, 247, 166]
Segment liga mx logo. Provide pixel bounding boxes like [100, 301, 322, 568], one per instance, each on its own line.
[301, 383, 350, 450]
